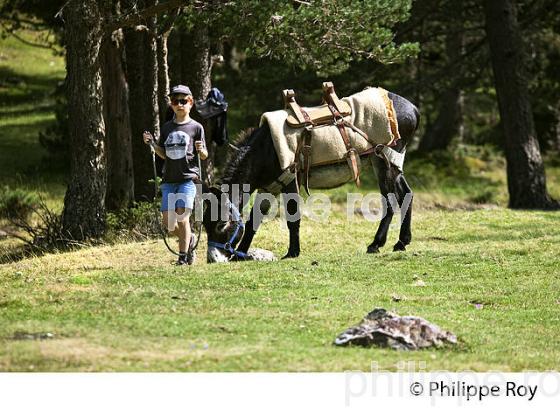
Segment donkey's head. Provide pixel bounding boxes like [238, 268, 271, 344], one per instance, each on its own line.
[202, 186, 245, 263]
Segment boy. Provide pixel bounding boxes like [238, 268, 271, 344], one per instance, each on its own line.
[143, 85, 208, 265]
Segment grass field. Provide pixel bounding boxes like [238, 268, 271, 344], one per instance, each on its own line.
[1, 207, 559, 371]
[1, 31, 559, 372]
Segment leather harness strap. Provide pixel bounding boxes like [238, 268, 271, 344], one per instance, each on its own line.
[263, 165, 297, 194]
[299, 106, 316, 196]
[283, 90, 315, 195]
[300, 107, 313, 125]
[301, 127, 313, 195]
[321, 82, 360, 186]
[325, 102, 361, 187]
[343, 119, 370, 143]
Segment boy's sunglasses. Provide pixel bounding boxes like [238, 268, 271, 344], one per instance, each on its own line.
[171, 98, 189, 106]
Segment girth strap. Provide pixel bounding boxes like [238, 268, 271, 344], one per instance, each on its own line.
[374, 144, 406, 172]
[263, 165, 297, 194]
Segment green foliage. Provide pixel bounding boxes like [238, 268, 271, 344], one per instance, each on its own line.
[106, 201, 162, 242]
[0, 194, 71, 259]
[0, 186, 38, 220]
[468, 188, 496, 204]
[528, 26, 560, 151]
[180, 0, 418, 76]
[0, 0, 65, 50]
[252, 0, 418, 75]
[402, 145, 504, 203]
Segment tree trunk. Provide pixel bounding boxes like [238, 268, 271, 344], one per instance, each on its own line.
[157, 34, 171, 126]
[102, 30, 134, 211]
[61, 0, 107, 239]
[124, 13, 160, 201]
[180, 26, 216, 185]
[418, 88, 464, 152]
[484, 0, 558, 209]
[418, 14, 464, 152]
[156, 9, 178, 126]
[181, 28, 212, 100]
[554, 101, 560, 152]
[166, 29, 182, 86]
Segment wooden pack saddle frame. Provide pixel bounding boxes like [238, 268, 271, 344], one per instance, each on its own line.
[283, 82, 370, 194]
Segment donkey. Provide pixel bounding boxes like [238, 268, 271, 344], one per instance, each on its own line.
[202, 91, 420, 262]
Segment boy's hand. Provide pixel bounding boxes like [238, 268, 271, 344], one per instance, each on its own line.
[143, 131, 155, 145]
[195, 140, 208, 160]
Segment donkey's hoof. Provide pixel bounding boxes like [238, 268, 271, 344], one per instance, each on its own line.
[281, 252, 299, 259]
[367, 244, 380, 254]
[393, 241, 407, 252]
[230, 254, 249, 262]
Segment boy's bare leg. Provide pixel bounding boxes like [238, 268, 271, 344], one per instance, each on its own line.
[162, 210, 178, 235]
[163, 209, 191, 250]
[177, 224, 190, 253]
[176, 208, 192, 254]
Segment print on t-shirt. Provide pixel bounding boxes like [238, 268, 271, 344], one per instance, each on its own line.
[164, 130, 190, 160]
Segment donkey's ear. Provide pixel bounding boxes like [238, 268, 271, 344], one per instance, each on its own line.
[209, 185, 223, 196]
[198, 182, 219, 196]
[199, 182, 210, 194]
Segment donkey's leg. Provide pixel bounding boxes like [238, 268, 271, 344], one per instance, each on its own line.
[282, 180, 301, 259]
[393, 174, 413, 251]
[237, 193, 272, 253]
[367, 157, 398, 253]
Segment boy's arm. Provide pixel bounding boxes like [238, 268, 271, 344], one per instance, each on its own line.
[143, 130, 166, 159]
[153, 144, 166, 160]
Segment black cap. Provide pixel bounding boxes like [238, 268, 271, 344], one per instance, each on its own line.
[168, 84, 192, 96]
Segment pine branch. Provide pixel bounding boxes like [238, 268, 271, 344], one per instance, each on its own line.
[159, 7, 180, 37]
[0, 21, 59, 51]
[105, 0, 187, 33]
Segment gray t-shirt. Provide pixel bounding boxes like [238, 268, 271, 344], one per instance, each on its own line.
[158, 119, 206, 183]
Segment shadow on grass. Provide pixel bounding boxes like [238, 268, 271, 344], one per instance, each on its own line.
[0, 103, 55, 118]
[0, 119, 62, 179]
[0, 66, 62, 105]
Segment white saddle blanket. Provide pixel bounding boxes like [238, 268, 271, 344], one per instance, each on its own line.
[260, 87, 400, 170]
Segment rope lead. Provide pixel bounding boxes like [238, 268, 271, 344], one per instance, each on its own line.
[149, 138, 203, 257]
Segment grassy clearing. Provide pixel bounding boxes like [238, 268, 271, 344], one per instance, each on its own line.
[1, 30, 560, 372]
[0, 31, 66, 193]
[0, 31, 66, 253]
[1, 207, 559, 371]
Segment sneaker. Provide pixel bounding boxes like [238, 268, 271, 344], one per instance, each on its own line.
[175, 253, 188, 266]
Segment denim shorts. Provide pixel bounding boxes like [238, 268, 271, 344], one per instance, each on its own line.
[160, 180, 196, 211]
